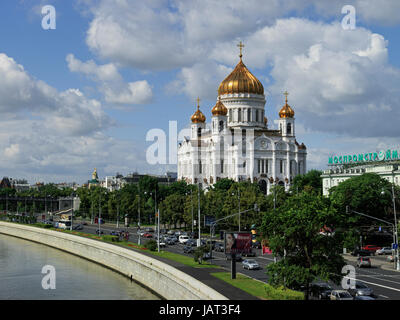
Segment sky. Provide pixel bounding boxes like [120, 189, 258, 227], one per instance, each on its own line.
[0, 0, 399, 184]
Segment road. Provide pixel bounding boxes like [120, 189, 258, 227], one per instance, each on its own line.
[73, 222, 400, 300]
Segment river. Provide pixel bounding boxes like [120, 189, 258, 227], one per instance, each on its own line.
[0, 233, 160, 300]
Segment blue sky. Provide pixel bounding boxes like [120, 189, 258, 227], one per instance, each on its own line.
[0, 0, 399, 184]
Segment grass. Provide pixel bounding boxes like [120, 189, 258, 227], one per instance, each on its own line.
[211, 272, 304, 300]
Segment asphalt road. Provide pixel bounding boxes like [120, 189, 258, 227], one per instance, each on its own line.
[73, 222, 400, 300]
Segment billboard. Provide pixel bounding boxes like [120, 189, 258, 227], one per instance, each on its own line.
[224, 232, 252, 255]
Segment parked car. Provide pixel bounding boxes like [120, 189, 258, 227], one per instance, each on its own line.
[348, 281, 374, 297]
[72, 224, 83, 230]
[376, 247, 393, 255]
[110, 230, 120, 236]
[143, 233, 153, 238]
[183, 245, 194, 254]
[354, 295, 376, 300]
[330, 290, 353, 300]
[362, 245, 381, 255]
[214, 243, 224, 252]
[95, 229, 104, 235]
[179, 235, 190, 244]
[167, 230, 175, 235]
[357, 257, 371, 268]
[352, 249, 371, 257]
[157, 240, 166, 248]
[186, 239, 197, 247]
[242, 250, 256, 257]
[310, 282, 333, 300]
[145, 227, 154, 233]
[252, 240, 261, 249]
[242, 259, 260, 270]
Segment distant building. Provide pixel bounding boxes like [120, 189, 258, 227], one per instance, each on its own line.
[0, 177, 11, 189]
[322, 149, 400, 196]
[88, 168, 100, 189]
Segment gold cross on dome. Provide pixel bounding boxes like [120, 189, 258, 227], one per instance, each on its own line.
[237, 41, 245, 58]
[196, 97, 201, 108]
[283, 91, 289, 103]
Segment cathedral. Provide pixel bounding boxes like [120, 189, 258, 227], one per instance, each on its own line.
[177, 43, 307, 195]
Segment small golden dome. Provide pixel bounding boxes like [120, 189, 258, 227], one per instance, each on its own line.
[264, 116, 268, 124]
[191, 99, 206, 123]
[211, 99, 228, 116]
[279, 91, 295, 118]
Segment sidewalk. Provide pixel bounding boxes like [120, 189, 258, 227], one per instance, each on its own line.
[126, 246, 259, 300]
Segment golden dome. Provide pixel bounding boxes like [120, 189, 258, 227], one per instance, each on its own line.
[191, 99, 206, 123]
[218, 42, 263, 96]
[211, 99, 228, 116]
[218, 59, 264, 96]
[279, 91, 295, 118]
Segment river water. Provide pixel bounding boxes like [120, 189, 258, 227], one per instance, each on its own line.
[0, 233, 160, 300]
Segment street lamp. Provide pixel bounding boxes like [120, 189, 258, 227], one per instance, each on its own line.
[232, 187, 241, 232]
[186, 189, 194, 235]
[381, 185, 400, 271]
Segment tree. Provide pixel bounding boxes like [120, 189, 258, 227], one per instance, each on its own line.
[291, 170, 323, 195]
[261, 192, 346, 300]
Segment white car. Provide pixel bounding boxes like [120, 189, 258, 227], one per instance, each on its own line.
[157, 240, 166, 247]
[376, 247, 393, 255]
[330, 290, 353, 300]
[242, 259, 260, 270]
[178, 235, 189, 244]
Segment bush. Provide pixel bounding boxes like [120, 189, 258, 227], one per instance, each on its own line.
[194, 246, 206, 264]
[144, 239, 157, 251]
[33, 223, 52, 229]
[101, 235, 120, 242]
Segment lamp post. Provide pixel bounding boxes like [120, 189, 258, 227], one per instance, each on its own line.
[381, 186, 400, 271]
[232, 187, 241, 232]
[197, 183, 201, 247]
[70, 194, 74, 231]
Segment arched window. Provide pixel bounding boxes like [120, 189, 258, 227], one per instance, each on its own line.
[247, 109, 251, 121]
[238, 108, 242, 122]
[219, 120, 224, 132]
[197, 127, 202, 137]
[287, 123, 292, 135]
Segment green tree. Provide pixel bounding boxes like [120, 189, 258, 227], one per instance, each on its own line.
[261, 192, 346, 300]
[291, 170, 323, 195]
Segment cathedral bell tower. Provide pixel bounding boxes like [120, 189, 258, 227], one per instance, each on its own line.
[211, 98, 228, 136]
[190, 98, 206, 140]
[278, 91, 295, 142]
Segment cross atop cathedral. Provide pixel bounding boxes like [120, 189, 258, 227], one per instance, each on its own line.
[237, 41, 245, 59]
[196, 97, 201, 108]
[283, 91, 289, 103]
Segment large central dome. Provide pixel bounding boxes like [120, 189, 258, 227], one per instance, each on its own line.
[218, 58, 264, 96]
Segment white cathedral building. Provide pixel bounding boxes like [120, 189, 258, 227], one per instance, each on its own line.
[177, 44, 307, 194]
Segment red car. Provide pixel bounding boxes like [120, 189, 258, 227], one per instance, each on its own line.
[143, 233, 153, 238]
[362, 245, 381, 254]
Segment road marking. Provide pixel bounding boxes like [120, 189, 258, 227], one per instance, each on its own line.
[379, 294, 389, 299]
[348, 276, 400, 293]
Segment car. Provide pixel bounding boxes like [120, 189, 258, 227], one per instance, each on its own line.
[357, 257, 371, 268]
[330, 290, 353, 300]
[354, 295, 376, 300]
[226, 253, 242, 261]
[183, 245, 194, 254]
[110, 230, 120, 236]
[167, 230, 175, 235]
[252, 240, 261, 249]
[175, 231, 183, 236]
[202, 251, 211, 260]
[242, 259, 260, 270]
[186, 239, 197, 247]
[214, 243, 224, 252]
[376, 247, 393, 255]
[348, 281, 374, 297]
[310, 282, 333, 300]
[352, 249, 371, 257]
[144, 227, 154, 233]
[137, 230, 146, 236]
[95, 229, 104, 235]
[72, 224, 83, 230]
[157, 240, 166, 248]
[143, 233, 153, 238]
[362, 245, 381, 255]
[179, 235, 190, 244]
[82, 222, 88, 225]
[242, 250, 256, 257]
[165, 237, 176, 245]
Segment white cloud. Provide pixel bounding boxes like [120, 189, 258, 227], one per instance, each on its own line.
[66, 54, 153, 105]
